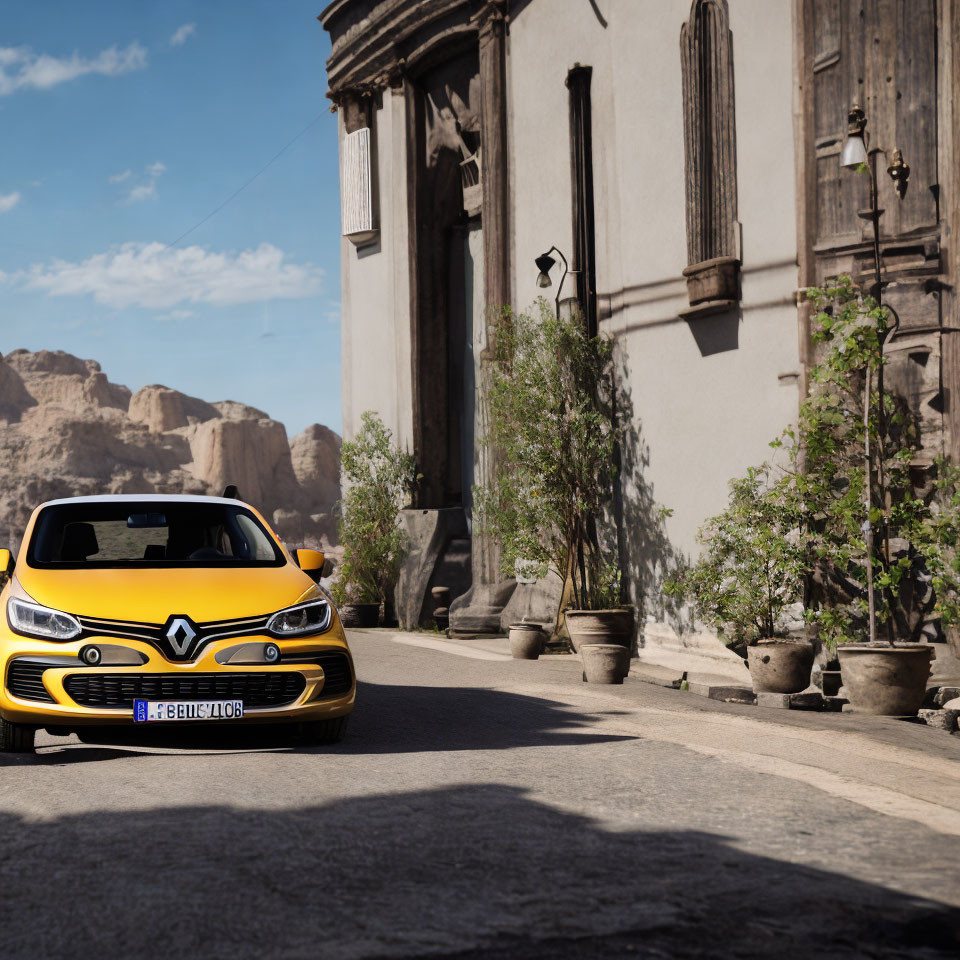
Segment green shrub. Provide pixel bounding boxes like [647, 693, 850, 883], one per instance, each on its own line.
[333, 411, 418, 608]
[665, 465, 804, 649]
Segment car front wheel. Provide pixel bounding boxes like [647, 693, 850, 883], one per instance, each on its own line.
[0, 716, 36, 753]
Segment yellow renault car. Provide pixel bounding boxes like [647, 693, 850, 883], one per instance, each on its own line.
[0, 493, 355, 752]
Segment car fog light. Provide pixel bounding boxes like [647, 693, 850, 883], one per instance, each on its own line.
[81, 645, 102, 666]
[264, 643, 280, 663]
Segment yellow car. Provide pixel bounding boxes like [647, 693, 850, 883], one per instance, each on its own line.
[0, 493, 355, 752]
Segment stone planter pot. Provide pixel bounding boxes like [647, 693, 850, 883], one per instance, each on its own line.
[581, 643, 631, 684]
[682, 256, 740, 305]
[837, 643, 934, 716]
[820, 669, 843, 698]
[565, 608, 635, 654]
[747, 639, 815, 694]
[339, 603, 380, 628]
[509, 623, 545, 660]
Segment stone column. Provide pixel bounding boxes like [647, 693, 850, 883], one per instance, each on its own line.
[475, 0, 508, 585]
[448, 1, 517, 632]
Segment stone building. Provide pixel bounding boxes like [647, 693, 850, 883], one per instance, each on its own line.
[320, 0, 960, 636]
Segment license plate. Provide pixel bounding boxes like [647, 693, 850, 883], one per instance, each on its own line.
[133, 699, 244, 722]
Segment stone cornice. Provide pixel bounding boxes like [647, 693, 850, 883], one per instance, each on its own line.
[320, 0, 506, 100]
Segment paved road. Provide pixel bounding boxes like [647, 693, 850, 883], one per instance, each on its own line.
[1, 631, 959, 959]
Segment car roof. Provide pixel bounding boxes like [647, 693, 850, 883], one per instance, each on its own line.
[36, 494, 253, 509]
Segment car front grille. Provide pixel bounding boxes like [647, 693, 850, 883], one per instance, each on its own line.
[6, 659, 56, 703]
[62, 672, 306, 709]
[284, 650, 353, 698]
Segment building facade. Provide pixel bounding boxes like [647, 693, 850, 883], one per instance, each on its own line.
[320, 0, 960, 636]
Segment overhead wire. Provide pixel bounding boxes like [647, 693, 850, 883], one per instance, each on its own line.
[164, 109, 328, 249]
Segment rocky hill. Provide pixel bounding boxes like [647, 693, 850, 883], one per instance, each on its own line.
[0, 349, 340, 552]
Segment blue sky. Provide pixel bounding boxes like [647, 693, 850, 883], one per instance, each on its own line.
[0, 1, 342, 437]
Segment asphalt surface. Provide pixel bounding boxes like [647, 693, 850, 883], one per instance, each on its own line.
[1, 631, 959, 960]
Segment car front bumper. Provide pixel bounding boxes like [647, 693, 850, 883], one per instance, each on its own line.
[0, 626, 355, 728]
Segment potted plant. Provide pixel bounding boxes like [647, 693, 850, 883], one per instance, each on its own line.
[475, 299, 634, 654]
[666, 465, 813, 693]
[332, 411, 418, 629]
[789, 279, 960, 714]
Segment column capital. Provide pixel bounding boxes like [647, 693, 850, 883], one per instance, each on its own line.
[474, 0, 507, 44]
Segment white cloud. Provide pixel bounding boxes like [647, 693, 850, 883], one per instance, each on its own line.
[157, 308, 195, 322]
[0, 42, 147, 96]
[21, 242, 324, 309]
[126, 182, 156, 203]
[169, 24, 197, 48]
[113, 161, 164, 202]
[0, 191, 21, 213]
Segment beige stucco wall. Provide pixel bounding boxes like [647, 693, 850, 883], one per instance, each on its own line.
[508, 0, 801, 567]
[338, 89, 414, 450]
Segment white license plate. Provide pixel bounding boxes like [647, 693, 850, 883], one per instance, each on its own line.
[133, 699, 244, 722]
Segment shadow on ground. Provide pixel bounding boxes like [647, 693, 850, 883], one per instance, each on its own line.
[0, 782, 956, 960]
[5, 680, 635, 762]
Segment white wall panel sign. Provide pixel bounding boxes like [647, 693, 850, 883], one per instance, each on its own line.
[341, 127, 374, 239]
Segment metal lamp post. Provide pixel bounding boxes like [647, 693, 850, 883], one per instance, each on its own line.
[839, 102, 910, 644]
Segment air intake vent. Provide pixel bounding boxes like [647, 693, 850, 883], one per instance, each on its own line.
[6, 659, 55, 703]
[63, 672, 306, 709]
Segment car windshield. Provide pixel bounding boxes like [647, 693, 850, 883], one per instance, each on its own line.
[27, 501, 284, 568]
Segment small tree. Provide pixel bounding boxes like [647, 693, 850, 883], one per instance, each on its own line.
[779, 278, 960, 646]
[475, 299, 622, 615]
[665, 465, 805, 653]
[334, 411, 418, 609]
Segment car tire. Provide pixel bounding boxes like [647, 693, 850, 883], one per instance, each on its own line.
[0, 716, 36, 753]
[300, 715, 348, 745]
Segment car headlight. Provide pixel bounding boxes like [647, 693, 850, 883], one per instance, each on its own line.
[266, 600, 332, 637]
[7, 597, 82, 641]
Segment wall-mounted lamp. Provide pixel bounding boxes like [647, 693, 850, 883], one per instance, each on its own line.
[840, 102, 868, 168]
[535, 252, 556, 288]
[534, 247, 569, 317]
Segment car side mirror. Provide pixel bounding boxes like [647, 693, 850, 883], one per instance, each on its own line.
[295, 549, 325, 583]
[0, 549, 13, 576]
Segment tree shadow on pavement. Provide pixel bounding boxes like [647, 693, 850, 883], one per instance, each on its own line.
[0, 782, 956, 960]
[5, 680, 635, 761]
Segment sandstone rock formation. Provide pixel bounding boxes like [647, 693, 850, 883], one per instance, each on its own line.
[0, 349, 340, 552]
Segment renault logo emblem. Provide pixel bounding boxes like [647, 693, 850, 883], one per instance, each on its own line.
[165, 617, 197, 657]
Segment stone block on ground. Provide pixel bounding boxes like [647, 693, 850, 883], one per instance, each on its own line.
[395, 508, 469, 630]
[630, 663, 685, 689]
[449, 581, 517, 634]
[822, 696, 848, 712]
[499, 577, 563, 633]
[754, 691, 824, 710]
[685, 679, 756, 704]
[918, 708, 960, 732]
[756, 692, 790, 710]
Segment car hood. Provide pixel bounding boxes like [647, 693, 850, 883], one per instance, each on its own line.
[14, 564, 316, 624]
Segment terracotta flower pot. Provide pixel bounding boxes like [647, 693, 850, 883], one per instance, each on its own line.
[339, 603, 380, 628]
[565, 608, 635, 653]
[747, 639, 815, 694]
[838, 643, 934, 716]
[581, 643, 630, 684]
[509, 623, 544, 660]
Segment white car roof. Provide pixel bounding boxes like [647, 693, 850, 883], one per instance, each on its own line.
[37, 494, 251, 509]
